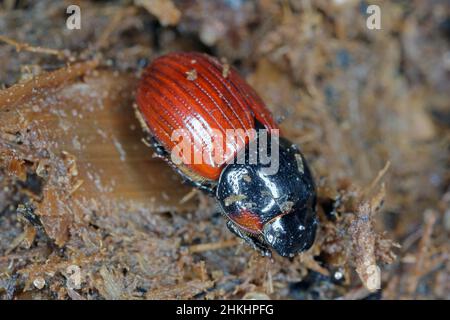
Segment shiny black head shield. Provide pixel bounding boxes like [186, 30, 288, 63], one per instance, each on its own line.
[217, 135, 317, 257]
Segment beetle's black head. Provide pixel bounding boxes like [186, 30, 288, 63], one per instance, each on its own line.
[262, 204, 317, 257]
[217, 134, 317, 257]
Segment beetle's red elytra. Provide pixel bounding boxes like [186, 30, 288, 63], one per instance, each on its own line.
[136, 52, 317, 257]
[136, 52, 278, 181]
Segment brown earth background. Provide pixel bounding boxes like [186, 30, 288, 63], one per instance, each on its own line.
[0, 0, 448, 299]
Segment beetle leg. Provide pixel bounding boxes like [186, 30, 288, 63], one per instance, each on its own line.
[147, 135, 168, 158]
[226, 220, 271, 257]
[144, 134, 217, 195]
[193, 181, 216, 196]
[141, 134, 215, 198]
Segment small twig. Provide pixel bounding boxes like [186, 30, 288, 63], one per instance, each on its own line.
[0, 35, 67, 59]
[401, 227, 423, 253]
[406, 210, 436, 296]
[95, 6, 138, 50]
[0, 60, 99, 106]
[179, 188, 198, 204]
[350, 202, 382, 292]
[67, 288, 86, 300]
[69, 179, 84, 195]
[265, 260, 274, 294]
[298, 253, 330, 276]
[362, 160, 391, 197]
[5, 231, 27, 255]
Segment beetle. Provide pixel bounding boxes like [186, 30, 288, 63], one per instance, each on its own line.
[136, 52, 317, 257]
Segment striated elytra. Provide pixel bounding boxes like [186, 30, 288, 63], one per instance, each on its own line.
[136, 52, 317, 257]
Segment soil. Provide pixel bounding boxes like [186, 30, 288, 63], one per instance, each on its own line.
[0, 0, 448, 300]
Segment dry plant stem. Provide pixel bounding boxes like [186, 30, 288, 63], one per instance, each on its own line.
[406, 210, 437, 296]
[362, 161, 391, 197]
[401, 227, 425, 254]
[135, 0, 181, 27]
[265, 262, 274, 294]
[67, 288, 86, 300]
[95, 6, 138, 50]
[0, 0, 445, 299]
[179, 188, 198, 204]
[351, 202, 381, 292]
[69, 180, 84, 195]
[351, 185, 386, 292]
[0, 60, 99, 106]
[0, 35, 66, 58]
[298, 253, 330, 276]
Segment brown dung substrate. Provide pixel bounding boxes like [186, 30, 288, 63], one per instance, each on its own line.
[0, 0, 448, 300]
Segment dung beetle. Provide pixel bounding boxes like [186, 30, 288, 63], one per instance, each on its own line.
[136, 52, 317, 257]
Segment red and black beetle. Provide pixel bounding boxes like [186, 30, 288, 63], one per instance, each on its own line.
[136, 52, 317, 257]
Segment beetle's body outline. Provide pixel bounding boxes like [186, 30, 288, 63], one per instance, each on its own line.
[136, 52, 317, 257]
